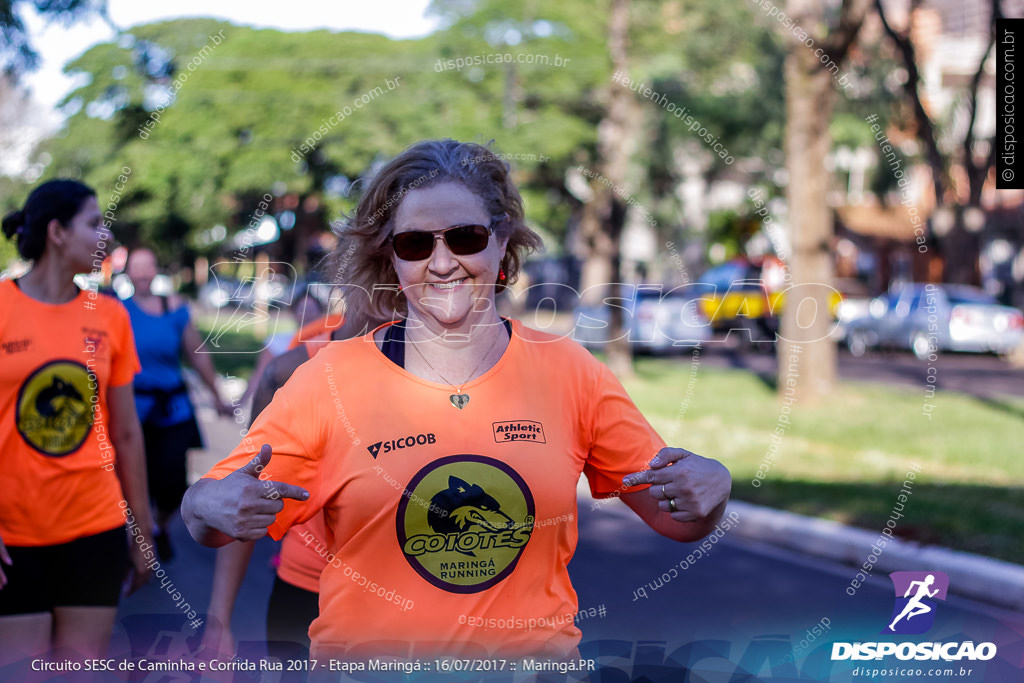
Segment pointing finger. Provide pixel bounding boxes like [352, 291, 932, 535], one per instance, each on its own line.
[265, 481, 309, 502]
[622, 468, 654, 488]
[649, 447, 695, 469]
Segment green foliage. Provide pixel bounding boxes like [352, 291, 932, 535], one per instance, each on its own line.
[193, 314, 264, 379]
[1, 173, 28, 269]
[707, 209, 758, 259]
[35, 15, 609, 264]
[19, 1, 806, 273]
[634, 0, 787, 163]
[830, 23, 909, 199]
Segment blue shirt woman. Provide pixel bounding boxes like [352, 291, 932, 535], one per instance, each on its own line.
[124, 297, 196, 427]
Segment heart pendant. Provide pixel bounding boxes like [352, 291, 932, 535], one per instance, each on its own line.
[450, 393, 470, 410]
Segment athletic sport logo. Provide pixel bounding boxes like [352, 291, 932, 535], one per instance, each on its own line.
[1, 338, 32, 355]
[16, 360, 95, 456]
[492, 420, 546, 443]
[398, 454, 534, 594]
[884, 571, 949, 634]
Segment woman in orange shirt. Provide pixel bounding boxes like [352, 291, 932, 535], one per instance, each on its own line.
[0, 180, 153, 666]
[183, 140, 731, 659]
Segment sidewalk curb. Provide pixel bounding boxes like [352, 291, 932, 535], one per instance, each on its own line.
[727, 500, 1024, 611]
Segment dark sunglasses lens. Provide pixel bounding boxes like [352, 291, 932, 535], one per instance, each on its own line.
[393, 232, 434, 260]
[446, 225, 490, 255]
[392, 225, 490, 260]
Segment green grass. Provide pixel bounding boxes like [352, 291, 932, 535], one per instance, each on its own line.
[194, 312, 283, 380]
[620, 356, 1024, 565]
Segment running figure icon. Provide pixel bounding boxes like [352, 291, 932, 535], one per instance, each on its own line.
[888, 574, 939, 631]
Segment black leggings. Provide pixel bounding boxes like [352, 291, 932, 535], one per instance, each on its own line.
[143, 417, 202, 516]
[0, 526, 129, 616]
[266, 576, 319, 661]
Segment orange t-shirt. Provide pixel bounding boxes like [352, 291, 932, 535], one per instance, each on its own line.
[277, 511, 330, 593]
[205, 320, 662, 658]
[0, 279, 140, 546]
[275, 331, 335, 593]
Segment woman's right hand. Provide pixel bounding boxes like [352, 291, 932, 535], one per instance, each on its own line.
[198, 614, 235, 658]
[215, 400, 235, 419]
[190, 444, 309, 542]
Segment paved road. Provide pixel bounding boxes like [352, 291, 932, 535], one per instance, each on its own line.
[666, 340, 1024, 400]
[569, 502, 1024, 682]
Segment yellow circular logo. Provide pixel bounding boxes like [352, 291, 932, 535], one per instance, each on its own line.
[397, 455, 535, 593]
[16, 360, 95, 457]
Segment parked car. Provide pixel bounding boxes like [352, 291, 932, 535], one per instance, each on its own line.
[830, 277, 874, 344]
[573, 285, 710, 354]
[695, 258, 841, 349]
[844, 283, 1024, 359]
[696, 259, 778, 334]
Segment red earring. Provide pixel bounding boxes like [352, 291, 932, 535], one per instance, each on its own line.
[499, 269, 506, 281]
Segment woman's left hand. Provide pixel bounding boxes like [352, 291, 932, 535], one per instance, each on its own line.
[0, 533, 10, 589]
[623, 447, 731, 523]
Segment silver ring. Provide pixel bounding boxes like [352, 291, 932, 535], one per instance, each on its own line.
[668, 498, 678, 513]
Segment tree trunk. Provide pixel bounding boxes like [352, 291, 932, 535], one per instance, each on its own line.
[780, 2, 839, 400]
[941, 214, 981, 285]
[597, 0, 633, 378]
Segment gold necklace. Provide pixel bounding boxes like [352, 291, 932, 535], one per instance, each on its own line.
[407, 328, 507, 409]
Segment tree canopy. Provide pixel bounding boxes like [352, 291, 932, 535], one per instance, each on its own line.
[18, 1, 801, 271]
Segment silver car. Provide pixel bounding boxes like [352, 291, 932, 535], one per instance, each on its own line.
[573, 285, 711, 353]
[845, 283, 1024, 359]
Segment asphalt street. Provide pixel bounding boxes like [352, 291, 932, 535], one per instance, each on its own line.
[680, 342, 1024, 400]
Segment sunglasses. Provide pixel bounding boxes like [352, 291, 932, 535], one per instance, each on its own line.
[390, 220, 498, 261]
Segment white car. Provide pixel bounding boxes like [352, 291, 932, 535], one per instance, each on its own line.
[573, 285, 711, 354]
[845, 283, 1024, 359]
